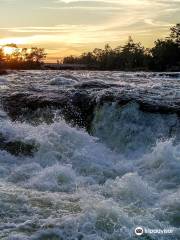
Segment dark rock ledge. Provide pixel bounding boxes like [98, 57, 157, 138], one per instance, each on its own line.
[2, 84, 180, 130]
[0, 133, 38, 157]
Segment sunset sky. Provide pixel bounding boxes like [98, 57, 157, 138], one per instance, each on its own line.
[0, 0, 179, 62]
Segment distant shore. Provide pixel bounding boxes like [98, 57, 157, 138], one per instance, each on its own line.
[0, 67, 179, 74]
[0, 24, 179, 73]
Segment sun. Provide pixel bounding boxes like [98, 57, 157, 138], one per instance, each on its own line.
[3, 46, 16, 55]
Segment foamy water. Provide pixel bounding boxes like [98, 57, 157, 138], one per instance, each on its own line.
[0, 71, 179, 239]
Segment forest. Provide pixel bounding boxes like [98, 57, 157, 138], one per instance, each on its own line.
[64, 24, 180, 71]
[0, 24, 179, 71]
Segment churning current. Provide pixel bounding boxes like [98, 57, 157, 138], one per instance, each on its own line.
[0, 70, 180, 240]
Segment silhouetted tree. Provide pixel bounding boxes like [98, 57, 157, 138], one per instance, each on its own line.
[151, 38, 180, 71]
[0, 48, 4, 62]
[170, 23, 180, 45]
[27, 47, 46, 63]
[119, 37, 147, 69]
[63, 55, 79, 64]
[79, 52, 95, 66]
[1, 24, 179, 71]
[63, 24, 180, 71]
[0, 45, 47, 69]
[5, 43, 18, 48]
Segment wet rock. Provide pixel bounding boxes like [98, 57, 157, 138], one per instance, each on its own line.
[74, 80, 115, 89]
[0, 133, 38, 156]
[2, 86, 180, 132]
[0, 70, 8, 75]
[2, 90, 96, 130]
[1, 73, 180, 131]
[158, 73, 180, 78]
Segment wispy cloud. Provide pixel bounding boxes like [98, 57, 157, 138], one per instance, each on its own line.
[0, 0, 179, 61]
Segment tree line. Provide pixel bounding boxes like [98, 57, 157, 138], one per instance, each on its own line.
[63, 24, 180, 71]
[0, 44, 46, 69]
[0, 24, 179, 71]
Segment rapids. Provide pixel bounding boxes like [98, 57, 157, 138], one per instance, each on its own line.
[0, 71, 179, 239]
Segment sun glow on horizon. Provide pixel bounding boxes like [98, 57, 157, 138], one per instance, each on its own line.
[3, 46, 16, 55]
[0, 0, 179, 61]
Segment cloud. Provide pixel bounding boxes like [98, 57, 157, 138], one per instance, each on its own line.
[0, 0, 179, 61]
[44, 0, 121, 10]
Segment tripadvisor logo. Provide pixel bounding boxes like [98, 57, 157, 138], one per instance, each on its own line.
[135, 227, 144, 236]
[134, 226, 174, 236]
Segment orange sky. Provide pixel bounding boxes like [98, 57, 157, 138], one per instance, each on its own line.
[0, 0, 179, 62]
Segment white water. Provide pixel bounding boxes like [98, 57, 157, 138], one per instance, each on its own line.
[0, 71, 179, 239]
[92, 102, 180, 157]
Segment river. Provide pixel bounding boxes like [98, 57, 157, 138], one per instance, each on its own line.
[0, 70, 179, 239]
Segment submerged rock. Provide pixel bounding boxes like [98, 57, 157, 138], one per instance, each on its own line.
[74, 80, 115, 89]
[0, 133, 38, 156]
